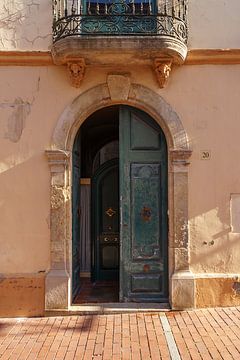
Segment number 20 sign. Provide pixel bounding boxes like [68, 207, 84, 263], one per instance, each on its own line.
[201, 150, 211, 160]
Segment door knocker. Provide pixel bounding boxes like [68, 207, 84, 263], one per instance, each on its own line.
[106, 207, 116, 217]
[140, 206, 152, 222]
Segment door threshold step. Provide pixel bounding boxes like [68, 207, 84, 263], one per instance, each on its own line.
[45, 303, 170, 316]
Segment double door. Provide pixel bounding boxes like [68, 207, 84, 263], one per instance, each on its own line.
[93, 106, 168, 302]
[73, 105, 168, 302]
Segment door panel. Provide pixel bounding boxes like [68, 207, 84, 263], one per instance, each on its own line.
[119, 106, 168, 302]
[93, 159, 119, 281]
[131, 163, 161, 261]
[131, 114, 160, 149]
[72, 136, 81, 298]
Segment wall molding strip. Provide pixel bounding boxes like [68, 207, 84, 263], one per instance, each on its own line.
[0, 51, 53, 66]
[186, 49, 240, 65]
[0, 49, 240, 66]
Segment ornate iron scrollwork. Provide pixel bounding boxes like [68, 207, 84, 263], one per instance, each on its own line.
[52, 0, 188, 43]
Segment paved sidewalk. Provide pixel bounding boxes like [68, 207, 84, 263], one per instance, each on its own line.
[1, 307, 240, 359]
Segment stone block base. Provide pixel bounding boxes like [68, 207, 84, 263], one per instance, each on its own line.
[45, 270, 70, 310]
[171, 271, 195, 310]
[0, 274, 45, 317]
[196, 277, 240, 308]
[171, 273, 240, 309]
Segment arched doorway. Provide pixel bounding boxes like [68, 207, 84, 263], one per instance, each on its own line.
[45, 81, 193, 310]
[72, 105, 168, 303]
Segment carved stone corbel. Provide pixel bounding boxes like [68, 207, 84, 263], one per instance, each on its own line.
[170, 149, 192, 166]
[67, 59, 85, 88]
[154, 59, 172, 88]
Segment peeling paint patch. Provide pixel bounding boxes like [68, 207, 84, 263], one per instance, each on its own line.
[46, 214, 50, 229]
[0, 275, 45, 317]
[233, 282, 240, 295]
[3, 98, 30, 142]
[196, 278, 240, 307]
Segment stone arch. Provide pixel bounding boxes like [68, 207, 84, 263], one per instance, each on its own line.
[51, 82, 190, 152]
[45, 79, 194, 311]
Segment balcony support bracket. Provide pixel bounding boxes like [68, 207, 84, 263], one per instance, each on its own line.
[154, 58, 172, 88]
[67, 59, 85, 88]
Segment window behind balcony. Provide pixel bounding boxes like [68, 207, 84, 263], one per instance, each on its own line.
[85, 0, 155, 16]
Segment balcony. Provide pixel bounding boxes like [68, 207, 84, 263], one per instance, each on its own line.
[51, 0, 188, 87]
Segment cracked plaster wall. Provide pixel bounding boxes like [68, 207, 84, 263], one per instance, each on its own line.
[164, 65, 240, 275]
[0, 1, 240, 50]
[2, 98, 31, 142]
[0, 64, 240, 278]
[0, 0, 52, 50]
[188, 0, 240, 49]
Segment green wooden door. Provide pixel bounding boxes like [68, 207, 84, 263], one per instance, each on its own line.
[119, 106, 168, 302]
[72, 135, 81, 298]
[92, 159, 119, 281]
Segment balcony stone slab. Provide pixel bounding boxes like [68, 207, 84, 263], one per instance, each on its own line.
[51, 35, 188, 67]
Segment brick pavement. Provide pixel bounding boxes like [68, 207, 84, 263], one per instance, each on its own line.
[0, 307, 240, 359]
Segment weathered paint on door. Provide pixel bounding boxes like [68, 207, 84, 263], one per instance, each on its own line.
[119, 106, 168, 302]
[72, 134, 81, 298]
[92, 159, 119, 281]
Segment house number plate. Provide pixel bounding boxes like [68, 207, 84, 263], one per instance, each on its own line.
[200, 150, 211, 160]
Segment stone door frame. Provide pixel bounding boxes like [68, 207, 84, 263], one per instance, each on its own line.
[45, 78, 194, 310]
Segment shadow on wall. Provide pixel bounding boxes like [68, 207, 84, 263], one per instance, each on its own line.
[0, 152, 50, 272]
[190, 202, 240, 272]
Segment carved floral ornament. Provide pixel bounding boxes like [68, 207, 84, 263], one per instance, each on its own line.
[51, 186, 70, 210]
[67, 59, 85, 88]
[154, 59, 172, 88]
[51, 186, 65, 209]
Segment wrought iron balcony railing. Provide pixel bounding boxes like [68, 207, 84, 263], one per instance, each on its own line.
[53, 0, 188, 44]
